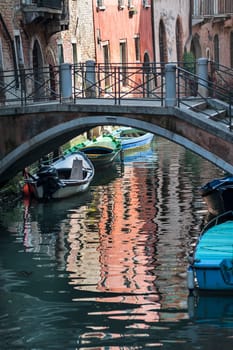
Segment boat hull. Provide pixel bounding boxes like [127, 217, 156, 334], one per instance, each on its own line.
[188, 212, 233, 292]
[66, 135, 122, 168]
[112, 127, 154, 150]
[82, 148, 121, 168]
[24, 151, 94, 200]
[30, 179, 92, 200]
[193, 263, 233, 291]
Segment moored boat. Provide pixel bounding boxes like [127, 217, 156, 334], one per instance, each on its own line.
[200, 176, 233, 217]
[111, 127, 154, 151]
[65, 134, 122, 168]
[23, 151, 95, 200]
[187, 210, 233, 292]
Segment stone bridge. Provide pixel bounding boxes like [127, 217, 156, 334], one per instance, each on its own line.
[0, 59, 233, 185]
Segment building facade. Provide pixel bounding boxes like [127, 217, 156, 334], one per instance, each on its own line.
[93, 0, 154, 65]
[152, 0, 191, 63]
[191, 0, 233, 68]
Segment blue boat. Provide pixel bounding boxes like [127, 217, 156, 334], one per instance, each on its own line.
[111, 127, 154, 151]
[187, 211, 233, 292]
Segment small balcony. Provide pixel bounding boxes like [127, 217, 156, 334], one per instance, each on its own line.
[193, 0, 233, 18]
[21, 0, 69, 35]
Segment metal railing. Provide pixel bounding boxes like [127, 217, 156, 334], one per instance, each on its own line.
[0, 65, 61, 106]
[177, 60, 233, 129]
[0, 61, 233, 129]
[73, 62, 165, 104]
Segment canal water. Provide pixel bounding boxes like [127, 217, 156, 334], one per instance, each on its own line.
[1, 137, 233, 350]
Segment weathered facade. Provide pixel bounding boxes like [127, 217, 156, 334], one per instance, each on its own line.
[0, 1, 96, 103]
[191, 0, 233, 67]
[152, 0, 191, 63]
[0, 0, 95, 70]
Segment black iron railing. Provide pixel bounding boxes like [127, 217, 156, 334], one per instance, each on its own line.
[72, 62, 164, 104]
[177, 62, 233, 130]
[0, 61, 233, 129]
[35, 0, 62, 10]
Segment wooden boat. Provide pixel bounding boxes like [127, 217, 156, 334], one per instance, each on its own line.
[200, 176, 233, 217]
[65, 134, 122, 168]
[23, 151, 94, 200]
[187, 211, 233, 292]
[111, 127, 154, 151]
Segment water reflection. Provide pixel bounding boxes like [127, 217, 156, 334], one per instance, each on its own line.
[1, 138, 231, 349]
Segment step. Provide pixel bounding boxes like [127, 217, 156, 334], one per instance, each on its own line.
[197, 108, 226, 121]
[190, 101, 208, 112]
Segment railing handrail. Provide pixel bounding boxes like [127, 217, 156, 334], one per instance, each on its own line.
[0, 61, 233, 129]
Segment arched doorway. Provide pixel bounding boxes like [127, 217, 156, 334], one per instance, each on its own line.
[32, 40, 44, 100]
[46, 49, 57, 100]
[143, 52, 151, 97]
[159, 19, 168, 67]
[191, 34, 202, 73]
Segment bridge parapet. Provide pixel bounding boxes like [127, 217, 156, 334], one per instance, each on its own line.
[0, 58, 232, 113]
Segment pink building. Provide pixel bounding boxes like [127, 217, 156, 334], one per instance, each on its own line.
[93, 0, 154, 65]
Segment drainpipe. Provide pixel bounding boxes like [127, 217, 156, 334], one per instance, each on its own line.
[0, 13, 18, 87]
[184, 0, 193, 52]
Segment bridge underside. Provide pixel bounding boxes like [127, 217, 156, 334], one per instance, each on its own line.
[1, 103, 233, 185]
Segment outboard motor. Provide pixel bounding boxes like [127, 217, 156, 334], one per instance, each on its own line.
[37, 166, 64, 199]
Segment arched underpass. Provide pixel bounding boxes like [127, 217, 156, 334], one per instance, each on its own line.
[1, 101, 233, 186]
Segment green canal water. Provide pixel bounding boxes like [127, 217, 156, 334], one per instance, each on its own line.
[1, 138, 233, 350]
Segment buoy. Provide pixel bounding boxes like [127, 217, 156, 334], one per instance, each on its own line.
[187, 266, 195, 290]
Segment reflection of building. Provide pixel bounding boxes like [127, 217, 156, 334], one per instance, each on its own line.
[155, 138, 196, 321]
[95, 162, 161, 323]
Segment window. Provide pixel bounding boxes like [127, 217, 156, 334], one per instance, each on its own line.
[97, 0, 105, 10]
[58, 43, 64, 64]
[230, 32, 233, 68]
[14, 31, 24, 68]
[103, 43, 110, 89]
[72, 42, 78, 64]
[120, 41, 127, 86]
[134, 35, 140, 61]
[0, 39, 5, 102]
[192, 0, 200, 16]
[118, 0, 125, 9]
[143, 0, 150, 8]
[128, 0, 134, 8]
[214, 34, 219, 69]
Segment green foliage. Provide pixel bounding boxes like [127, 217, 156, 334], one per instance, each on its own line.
[183, 51, 195, 74]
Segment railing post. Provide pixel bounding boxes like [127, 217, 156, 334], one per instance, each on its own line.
[85, 60, 96, 98]
[165, 63, 177, 107]
[197, 58, 208, 98]
[60, 63, 72, 102]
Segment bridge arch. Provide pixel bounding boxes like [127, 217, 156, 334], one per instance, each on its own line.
[1, 114, 233, 186]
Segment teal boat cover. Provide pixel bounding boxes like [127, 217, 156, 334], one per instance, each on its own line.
[195, 220, 233, 263]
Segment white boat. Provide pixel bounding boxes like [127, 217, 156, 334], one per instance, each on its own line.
[187, 211, 233, 292]
[111, 127, 154, 151]
[23, 151, 95, 200]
